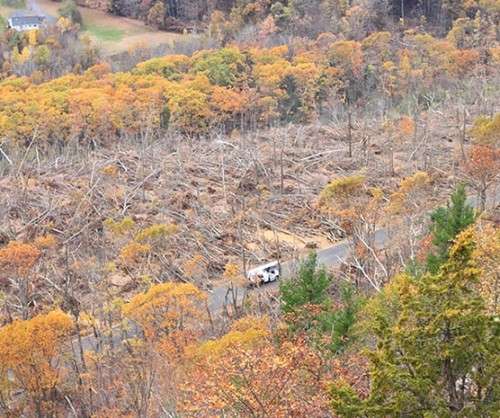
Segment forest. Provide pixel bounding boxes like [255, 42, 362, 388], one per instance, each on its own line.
[0, 0, 499, 416]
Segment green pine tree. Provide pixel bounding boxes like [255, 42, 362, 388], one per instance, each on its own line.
[330, 229, 499, 417]
[280, 253, 361, 354]
[280, 252, 331, 314]
[318, 284, 362, 354]
[426, 184, 475, 273]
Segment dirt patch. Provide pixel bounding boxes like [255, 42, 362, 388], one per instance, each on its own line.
[36, 0, 183, 55]
[260, 229, 331, 252]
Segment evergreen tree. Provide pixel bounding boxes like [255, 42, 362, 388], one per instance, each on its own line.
[318, 284, 361, 354]
[280, 252, 331, 314]
[330, 228, 499, 417]
[426, 184, 475, 273]
[280, 253, 360, 354]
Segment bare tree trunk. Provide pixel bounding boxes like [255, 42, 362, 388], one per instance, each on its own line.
[389, 144, 395, 177]
[479, 187, 486, 212]
[280, 142, 284, 194]
[460, 107, 466, 161]
[347, 103, 353, 158]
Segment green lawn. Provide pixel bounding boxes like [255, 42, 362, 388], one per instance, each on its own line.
[0, 0, 25, 8]
[83, 23, 124, 42]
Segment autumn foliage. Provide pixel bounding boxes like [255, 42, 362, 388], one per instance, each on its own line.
[180, 316, 330, 417]
[0, 310, 73, 415]
[0, 29, 492, 144]
[0, 241, 41, 276]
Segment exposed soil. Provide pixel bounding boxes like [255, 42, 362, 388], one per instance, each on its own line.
[36, 0, 183, 54]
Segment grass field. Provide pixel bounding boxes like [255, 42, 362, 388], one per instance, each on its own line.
[84, 23, 124, 42]
[36, 0, 182, 55]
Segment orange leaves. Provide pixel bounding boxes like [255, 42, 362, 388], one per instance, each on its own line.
[180, 316, 329, 417]
[33, 234, 58, 250]
[445, 49, 480, 77]
[211, 86, 249, 115]
[0, 310, 73, 396]
[0, 241, 41, 276]
[119, 241, 151, 265]
[384, 115, 415, 143]
[398, 115, 415, 137]
[328, 40, 364, 78]
[0, 37, 494, 141]
[464, 145, 499, 181]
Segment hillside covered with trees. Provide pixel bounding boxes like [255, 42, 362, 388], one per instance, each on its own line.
[0, 0, 498, 416]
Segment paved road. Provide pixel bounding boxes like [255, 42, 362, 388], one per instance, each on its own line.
[206, 228, 388, 311]
[206, 189, 499, 311]
[77, 189, 498, 353]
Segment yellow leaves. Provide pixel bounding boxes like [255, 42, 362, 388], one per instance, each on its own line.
[361, 31, 391, 52]
[104, 217, 136, 236]
[253, 58, 291, 90]
[134, 223, 178, 242]
[56, 16, 72, 32]
[472, 222, 499, 315]
[122, 282, 206, 341]
[490, 46, 500, 65]
[27, 30, 38, 47]
[222, 262, 247, 286]
[469, 113, 500, 145]
[398, 49, 412, 77]
[400, 171, 430, 193]
[319, 175, 365, 205]
[190, 316, 269, 360]
[133, 54, 190, 78]
[167, 83, 213, 134]
[249, 45, 289, 64]
[223, 263, 240, 281]
[11, 46, 31, 65]
[388, 172, 430, 215]
[0, 241, 41, 275]
[0, 38, 494, 143]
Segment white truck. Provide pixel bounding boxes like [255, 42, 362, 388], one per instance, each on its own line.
[247, 261, 280, 286]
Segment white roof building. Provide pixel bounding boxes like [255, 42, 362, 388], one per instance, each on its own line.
[8, 14, 45, 31]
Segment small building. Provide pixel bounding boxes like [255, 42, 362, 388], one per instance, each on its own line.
[8, 14, 45, 31]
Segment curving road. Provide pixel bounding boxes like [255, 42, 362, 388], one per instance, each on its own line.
[207, 190, 499, 311]
[77, 189, 498, 353]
